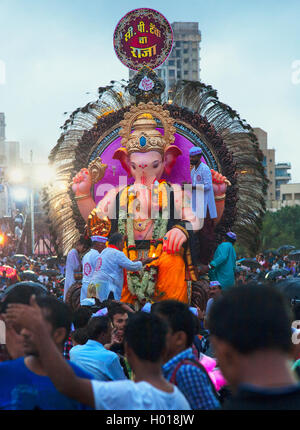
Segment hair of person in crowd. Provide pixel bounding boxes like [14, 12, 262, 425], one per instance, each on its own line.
[0, 283, 48, 313]
[151, 300, 197, 348]
[108, 303, 128, 318]
[207, 283, 293, 355]
[292, 302, 300, 321]
[71, 328, 88, 346]
[124, 312, 169, 363]
[35, 296, 73, 345]
[86, 315, 112, 345]
[78, 235, 92, 248]
[108, 232, 124, 245]
[72, 306, 93, 330]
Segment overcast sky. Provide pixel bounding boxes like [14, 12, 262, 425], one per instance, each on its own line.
[0, 0, 299, 180]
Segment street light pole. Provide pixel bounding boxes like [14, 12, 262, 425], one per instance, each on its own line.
[30, 150, 35, 256]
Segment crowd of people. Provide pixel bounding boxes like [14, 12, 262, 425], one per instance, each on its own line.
[1, 231, 300, 411]
[1, 280, 300, 410]
[0, 254, 66, 298]
[235, 252, 300, 286]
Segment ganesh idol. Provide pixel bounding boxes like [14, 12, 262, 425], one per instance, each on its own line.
[71, 102, 230, 307]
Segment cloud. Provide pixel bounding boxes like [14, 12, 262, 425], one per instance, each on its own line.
[201, 42, 300, 182]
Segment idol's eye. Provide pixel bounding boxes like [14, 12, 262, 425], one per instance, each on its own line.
[131, 164, 136, 170]
[152, 162, 160, 169]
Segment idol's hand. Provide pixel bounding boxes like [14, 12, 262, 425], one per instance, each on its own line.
[163, 228, 187, 254]
[72, 168, 92, 196]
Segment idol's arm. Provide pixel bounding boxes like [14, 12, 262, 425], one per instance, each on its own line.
[72, 168, 96, 222]
[72, 168, 123, 222]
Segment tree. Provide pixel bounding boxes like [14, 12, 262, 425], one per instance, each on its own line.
[260, 206, 300, 251]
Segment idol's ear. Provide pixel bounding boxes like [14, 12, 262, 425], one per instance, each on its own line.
[164, 145, 182, 175]
[112, 147, 131, 176]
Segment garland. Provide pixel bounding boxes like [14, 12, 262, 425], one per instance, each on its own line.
[118, 181, 169, 304]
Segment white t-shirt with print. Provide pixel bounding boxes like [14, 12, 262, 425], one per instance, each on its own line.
[91, 379, 191, 410]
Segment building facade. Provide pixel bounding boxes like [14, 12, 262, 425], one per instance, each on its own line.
[275, 162, 291, 200]
[269, 183, 300, 211]
[0, 114, 21, 168]
[253, 127, 276, 204]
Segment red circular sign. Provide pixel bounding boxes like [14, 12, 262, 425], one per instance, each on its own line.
[114, 8, 173, 71]
[84, 262, 92, 276]
[95, 257, 102, 272]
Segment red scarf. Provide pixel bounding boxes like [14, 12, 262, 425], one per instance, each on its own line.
[108, 244, 120, 251]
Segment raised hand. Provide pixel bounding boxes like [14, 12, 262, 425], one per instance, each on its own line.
[211, 169, 231, 196]
[141, 256, 159, 266]
[4, 295, 44, 335]
[71, 168, 92, 196]
[163, 228, 187, 254]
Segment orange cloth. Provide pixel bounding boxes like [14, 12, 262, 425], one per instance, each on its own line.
[120, 251, 188, 304]
[120, 271, 134, 304]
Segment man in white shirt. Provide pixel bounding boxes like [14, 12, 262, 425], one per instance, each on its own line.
[64, 237, 89, 301]
[190, 146, 217, 220]
[88, 233, 156, 301]
[80, 236, 107, 304]
[5, 301, 191, 410]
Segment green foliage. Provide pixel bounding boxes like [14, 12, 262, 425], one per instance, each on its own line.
[259, 206, 300, 251]
[235, 241, 251, 259]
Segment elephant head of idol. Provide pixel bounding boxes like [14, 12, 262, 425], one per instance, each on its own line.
[112, 102, 182, 187]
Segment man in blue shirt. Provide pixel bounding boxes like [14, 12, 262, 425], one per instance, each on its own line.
[70, 315, 127, 381]
[152, 300, 220, 410]
[0, 296, 94, 410]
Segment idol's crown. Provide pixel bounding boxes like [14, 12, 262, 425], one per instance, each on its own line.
[119, 102, 176, 154]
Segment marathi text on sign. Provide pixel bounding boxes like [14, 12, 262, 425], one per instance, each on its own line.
[114, 8, 173, 71]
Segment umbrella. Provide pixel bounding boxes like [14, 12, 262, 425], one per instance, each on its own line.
[235, 265, 250, 273]
[19, 270, 39, 282]
[11, 254, 29, 262]
[238, 259, 261, 269]
[237, 258, 246, 264]
[277, 245, 296, 255]
[0, 265, 18, 280]
[265, 268, 290, 281]
[287, 250, 300, 262]
[2, 281, 48, 297]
